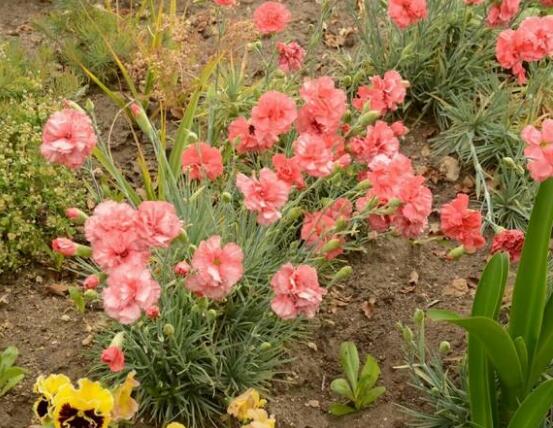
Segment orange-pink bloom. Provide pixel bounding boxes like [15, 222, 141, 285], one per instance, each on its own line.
[293, 133, 334, 177]
[276, 41, 306, 73]
[101, 346, 125, 373]
[253, 1, 292, 34]
[272, 154, 305, 190]
[271, 263, 326, 320]
[236, 168, 290, 225]
[228, 116, 271, 153]
[41, 109, 97, 169]
[388, 0, 428, 29]
[440, 194, 485, 252]
[391, 175, 433, 238]
[103, 264, 161, 324]
[349, 120, 406, 164]
[298, 77, 347, 136]
[490, 229, 525, 262]
[486, 0, 520, 27]
[135, 201, 182, 248]
[52, 237, 78, 257]
[181, 142, 224, 181]
[185, 236, 244, 300]
[214, 0, 236, 6]
[83, 274, 101, 290]
[251, 91, 297, 143]
[353, 71, 408, 114]
[174, 260, 191, 277]
[522, 119, 553, 182]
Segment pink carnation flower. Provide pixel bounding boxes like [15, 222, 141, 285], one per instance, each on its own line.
[491, 229, 525, 262]
[298, 77, 347, 136]
[41, 109, 97, 169]
[440, 194, 485, 252]
[272, 154, 305, 190]
[388, 0, 428, 29]
[135, 201, 182, 248]
[181, 142, 224, 181]
[214, 0, 236, 6]
[353, 71, 408, 114]
[83, 274, 101, 290]
[391, 175, 433, 238]
[349, 120, 404, 164]
[103, 264, 161, 324]
[185, 236, 244, 300]
[236, 168, 290, 225]
[101, 346, 125, 373]
[228, 117, 270, 154]
[271, 263, 326, 320]
[85, 201, 137, 245]
[522, 120, 553, 182]
[486, 0, 521, 27]
[465, 0, 484, 4]
[146, 305, 160, 319]
[367, 153, 414, 200]
[174, 260, 191, 277]
[293, 133, 334, 177]
[253, 2, 292, 34]
[276, 41, 306, 73]
[251, 91, 297, 142]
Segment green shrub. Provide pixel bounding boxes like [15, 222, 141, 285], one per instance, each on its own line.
[0, 41, 85, 273]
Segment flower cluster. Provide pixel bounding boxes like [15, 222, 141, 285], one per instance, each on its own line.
[353, 70, 409, 115]
[388, 0, 428, 29]
[440, 194, 485, 253]
[486, 0, 520, 27]
[522, 119, 553, 182]
[33, 372, 139, 428]
[227, 389, 276, 428]
[496, 16, 553, 84]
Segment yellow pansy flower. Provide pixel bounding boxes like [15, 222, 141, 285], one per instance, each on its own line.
[52, 378, 114, 428]
[166, 423, 187, 428]
[227, 388, 267, 421]
[242, 408, 276, 428]
[33, 374, 72, 422]
[111, 371, 140, 422]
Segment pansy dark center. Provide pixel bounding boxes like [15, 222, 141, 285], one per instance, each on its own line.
[57, 404, 105, 428]
[35, 397, 50, 418]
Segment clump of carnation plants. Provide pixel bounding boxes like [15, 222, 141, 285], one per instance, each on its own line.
[0, 41, 84, 273]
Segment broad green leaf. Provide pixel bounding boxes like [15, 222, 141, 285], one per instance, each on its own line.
[510, 178, 553, 360]
[0, 346, 18, 369]
[507, 379, 553, 428]
[328, 403, 356, 416]
[340, 342, 360, 393]
[468, 252, 508, 428]
[429, 311, 524, 394]
[69, 287, 85, 314]
[358, 386, 386, 409]
[330, 378, 354, 401]
[0, 371, 24, 397]
[513, 337, 528, 380]
[527, 295, 553, 390]
[357, 354, 380, 394]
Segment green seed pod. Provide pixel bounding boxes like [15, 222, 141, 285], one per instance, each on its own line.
[402, 326, 414, 342]
[285, 206, 304, 222]
[321, 238, 341, 254]
[259, 342, 272, 351]
[222, 192, 233, 203]
[163, 323, 175, 337]
[439, 341, 451, 354]
[333, 266, 353, 283]
[83, 289, 99, 301]
[413, 309, 425, 326]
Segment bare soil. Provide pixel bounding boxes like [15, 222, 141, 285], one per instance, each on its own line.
[0, 1, 485, 427]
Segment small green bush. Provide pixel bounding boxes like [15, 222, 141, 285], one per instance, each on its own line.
[0, 42, 85, 273]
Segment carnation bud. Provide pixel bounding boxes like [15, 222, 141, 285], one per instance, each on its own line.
[413, 308, 425, 326]
[430, 387, 440, 396]
[334, 218, 349, 232]
[285, 207, 304, 222]
[342, 75, 352, 87]
[259, 342, 272, 350]
[321, 238, 342, 254]
[355, 179, 371, 191]
[222, 192, 233, 203]
[84, 98, 95, 112]
[110, 332, 125, 349]
[65, 207, 88, 224]
[130, 102, 155, 138]
[439, 341, 451, 354]
[447, 245, 466, 260]
[146, 305, 160, 319]
[188, 244, 197, 253]
[402, 326, 414, 342]
[63, 99, 86, 113]
[206, 309, 218, 321]
[83, 289, 99, 300]
[174, 261, 191, 277]
[75, 244, 93, 258]
[163, 323, 175, 337]
[348, 110, 380, 137]
[83, 274, 101, 290]
[332, 266, 353, 283]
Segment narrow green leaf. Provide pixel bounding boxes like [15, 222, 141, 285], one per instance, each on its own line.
[507, 380, 553, 428]
[468, 252, 508, 428]
[513, 337, 528, 380]
[330, 378, 354, 401]
[358, 386, 386, 409]
[340, 342, 360, 394]
[527, 295, 553, 389]
[510, 178, 553, 360]
[328, 403, 356, 416]
[429, 311, 524, 394]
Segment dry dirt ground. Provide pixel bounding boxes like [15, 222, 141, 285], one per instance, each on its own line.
[0, 1, 484, 427]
